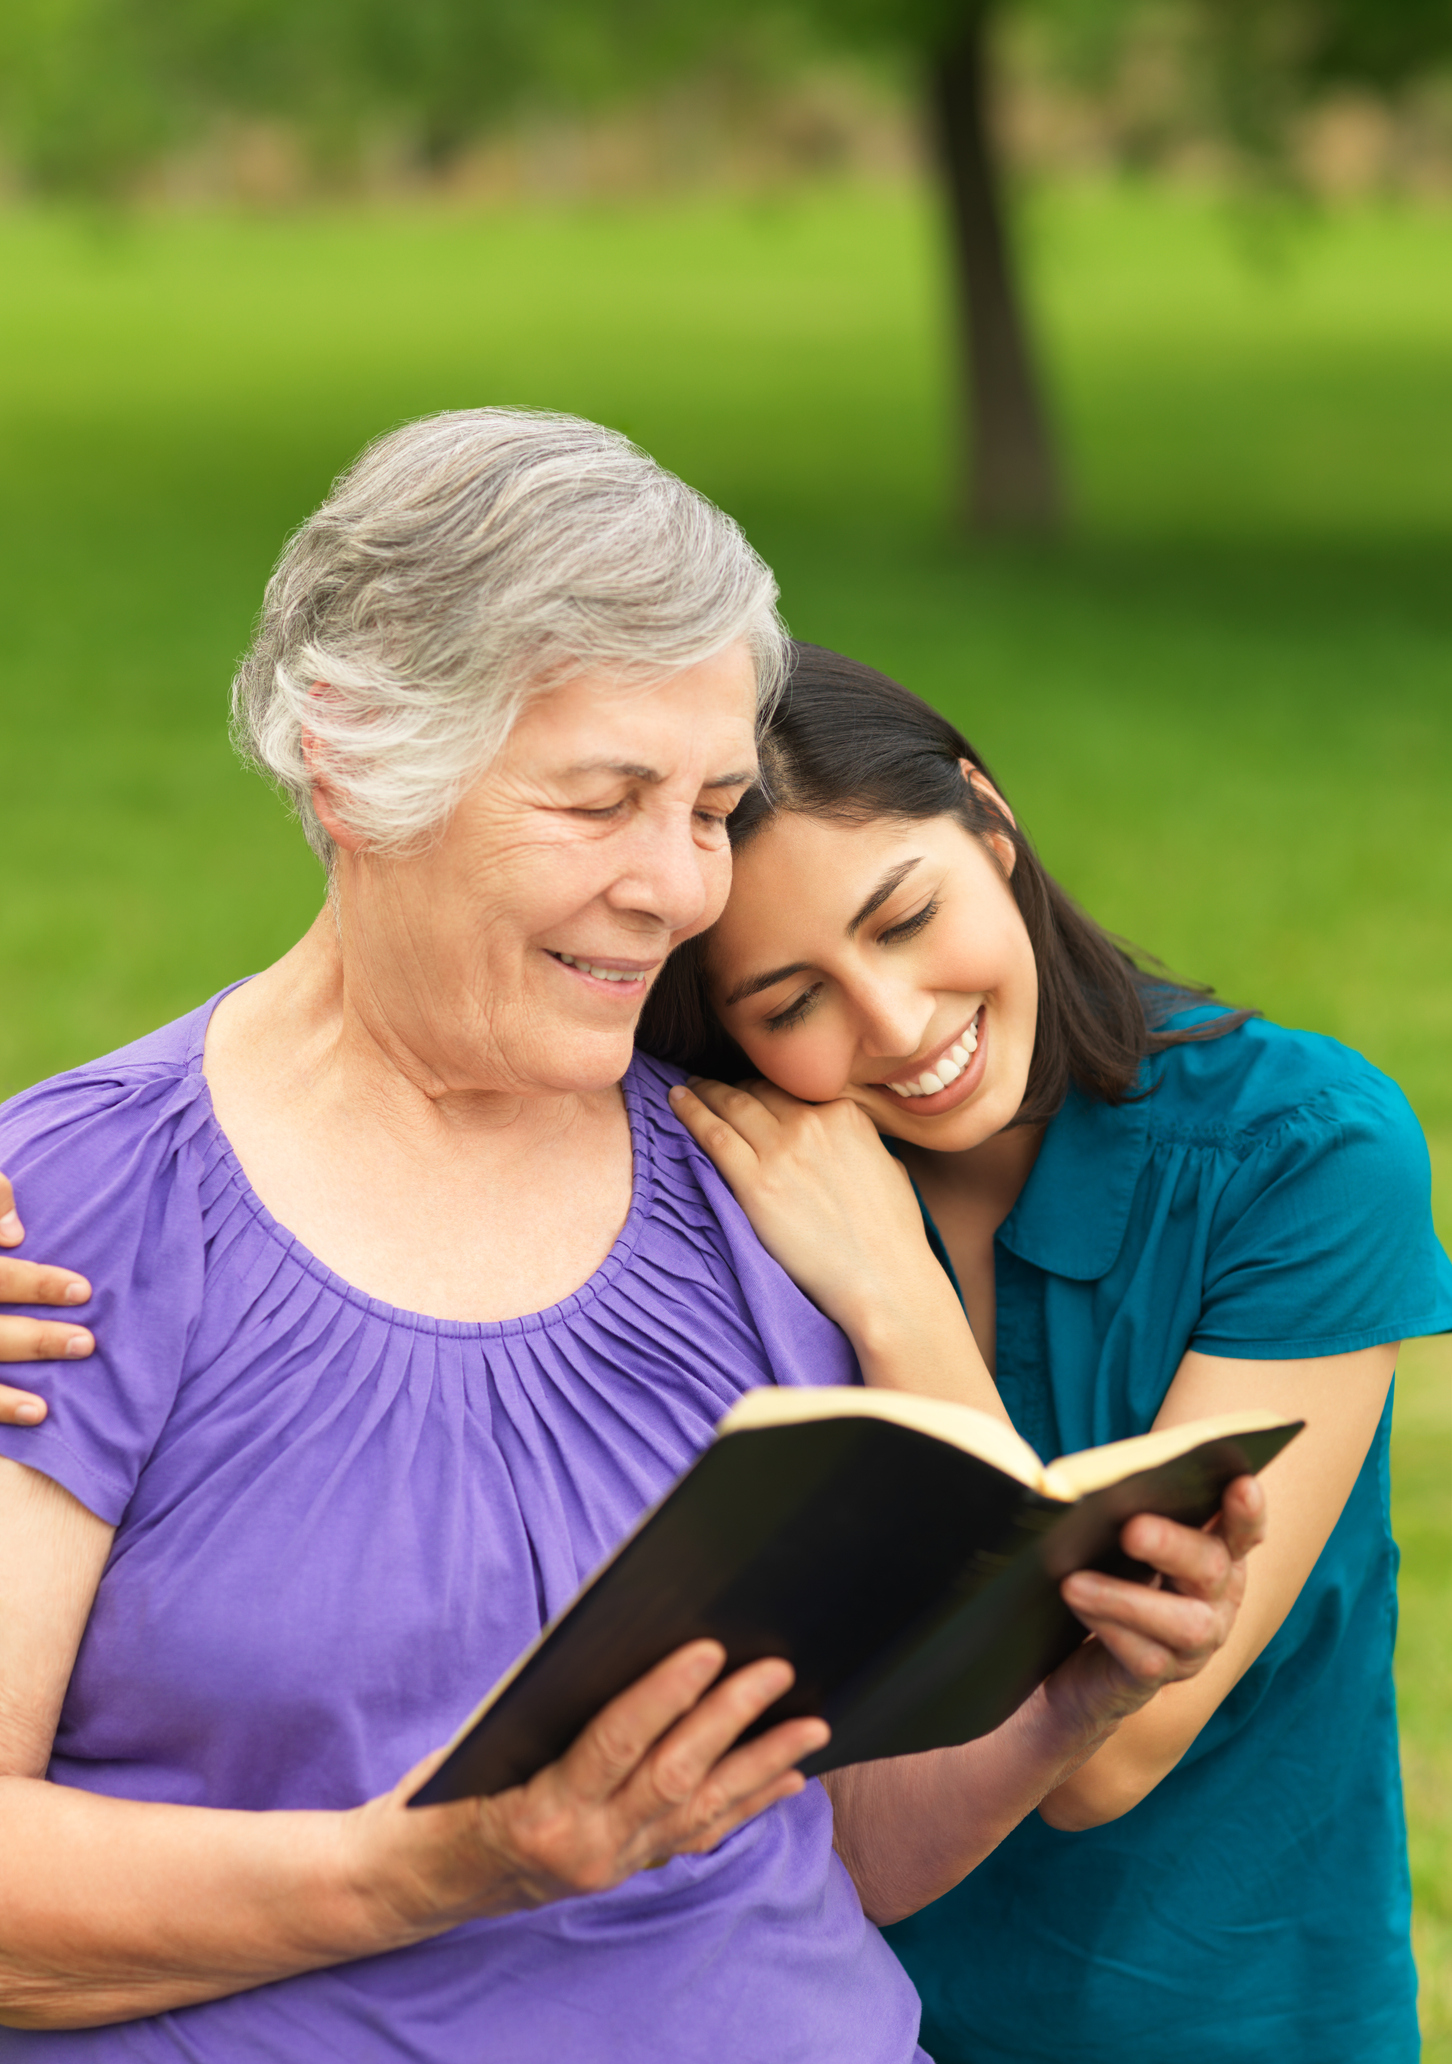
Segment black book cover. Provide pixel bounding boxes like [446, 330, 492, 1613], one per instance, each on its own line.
[412, 1401, 1299, 1807]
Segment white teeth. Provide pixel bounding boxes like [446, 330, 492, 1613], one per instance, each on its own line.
[555, 953, 643, 984]
[885, 1016, 982, 1099]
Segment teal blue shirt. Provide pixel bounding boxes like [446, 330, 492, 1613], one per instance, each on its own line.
[884, 1014, 1452, 2064]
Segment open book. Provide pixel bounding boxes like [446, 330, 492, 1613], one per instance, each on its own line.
[411, 1388, 1301, 1806]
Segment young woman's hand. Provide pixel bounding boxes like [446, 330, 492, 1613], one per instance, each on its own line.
[0, 1173, 94, 1424]
[668, 1079, 1007, 1419]
[1048, 1474, 1265, 1735]
[828, 1475, 1268, 1924]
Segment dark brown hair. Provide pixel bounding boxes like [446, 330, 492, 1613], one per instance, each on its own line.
[636, 642, 1253, 1121]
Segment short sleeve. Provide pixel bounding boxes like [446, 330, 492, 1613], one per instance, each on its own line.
[0, 1065, 208, 1523]
[1192, 1064, 1452, 1360]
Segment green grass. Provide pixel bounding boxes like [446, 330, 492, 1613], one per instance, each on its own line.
[0, 178, 1449, 2045]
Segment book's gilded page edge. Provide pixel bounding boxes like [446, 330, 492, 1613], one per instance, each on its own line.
[1044, 1409, 1301, 1501]
[718, 1385, 1048, 1492]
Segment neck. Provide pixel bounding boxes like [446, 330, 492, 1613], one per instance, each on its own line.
[902, 1120, 1044, 1236]
[210, 906, 613, 1158]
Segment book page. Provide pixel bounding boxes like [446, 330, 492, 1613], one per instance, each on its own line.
[1043, 1409, 1299, 1501]
[719, 1386, 1049, 1493]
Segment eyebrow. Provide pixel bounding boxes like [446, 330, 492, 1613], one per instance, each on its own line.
[724, 960, 812, 1008]
[563, 762, 758, 790]
[847, 858, 922, 936]
[722, 858, 925, 1008]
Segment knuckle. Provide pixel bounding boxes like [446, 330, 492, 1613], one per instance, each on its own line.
[683, 1783, 727, 1840]
[589, 1717, 638, 1776]
[648, 1748, 698, 1807]
[514, 1803, 590, 1883]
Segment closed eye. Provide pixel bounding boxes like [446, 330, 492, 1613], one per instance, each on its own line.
[763, 984, 823, 1033]
[880, 897, 940, 944]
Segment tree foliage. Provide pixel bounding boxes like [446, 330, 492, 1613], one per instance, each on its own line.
[4, 0, 1451, 529]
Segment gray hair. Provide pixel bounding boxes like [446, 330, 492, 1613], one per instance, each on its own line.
[231, 408, 788, 865]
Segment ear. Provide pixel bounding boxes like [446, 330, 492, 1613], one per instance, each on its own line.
[960, 761, 1019, 877]
[302, 689, 367, 854]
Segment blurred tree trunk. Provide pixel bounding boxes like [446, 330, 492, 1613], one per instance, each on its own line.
[929, 5, 1063, 532]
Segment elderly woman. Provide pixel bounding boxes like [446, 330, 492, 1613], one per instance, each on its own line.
[0, 411, 1258, 2061]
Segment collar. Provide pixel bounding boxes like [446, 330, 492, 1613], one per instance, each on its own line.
[995, 1081, 1152, 1282]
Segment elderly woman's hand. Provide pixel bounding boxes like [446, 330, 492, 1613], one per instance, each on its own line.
[0, 1173, 94, 1423]
[348, 1641, 829, 1936]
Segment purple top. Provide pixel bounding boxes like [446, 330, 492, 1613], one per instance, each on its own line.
[0, 993, 928, 2063]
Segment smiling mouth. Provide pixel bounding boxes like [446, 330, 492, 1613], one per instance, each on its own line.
[882, 1007, 984, 1099]
[547, 951, 655, 989]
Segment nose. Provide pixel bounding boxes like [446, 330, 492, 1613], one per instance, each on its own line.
[606, 806, 721, 939]
[850, 972, 935, 1061]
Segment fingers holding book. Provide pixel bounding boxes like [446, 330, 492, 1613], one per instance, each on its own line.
[364, 1642, 831, 1933]
[1057, 1474, 1267, 1706]
[554, 1640, 830, 1874]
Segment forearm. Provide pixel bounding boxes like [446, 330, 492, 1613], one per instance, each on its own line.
[1041, 1344, 1399, 1831]
[826, 1674, 1121, 1925]
[1036, 1665, 1228, 1829]
[844, 1270, 1009, 1423]
[0, 1778, 412, 2028]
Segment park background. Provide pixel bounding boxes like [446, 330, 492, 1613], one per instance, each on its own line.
[0, 2, 1449, 2049]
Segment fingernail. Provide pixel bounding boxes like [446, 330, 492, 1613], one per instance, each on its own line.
[65, 1333, 93, 1357]
[0, 1211, 21, 1243]
[63, 1281, 91, 1305]
[15, 1402, 44, 1424]
[668, 1084, 685, 1099]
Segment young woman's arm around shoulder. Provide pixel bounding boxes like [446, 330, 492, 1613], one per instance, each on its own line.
[0, 1174, 95, 1422]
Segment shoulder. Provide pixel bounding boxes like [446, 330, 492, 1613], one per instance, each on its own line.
[1145, 1014, 1426, 1178]
[625, 1049, 753, 1242]
[0, 1000, 218, 1202]
[1145, 1018, 1451, 1354]
[0, 999, 231, 1523]
[623, 1053, 859, 1393]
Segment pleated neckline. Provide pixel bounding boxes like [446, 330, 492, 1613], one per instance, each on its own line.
[183, 984, 656, 1341]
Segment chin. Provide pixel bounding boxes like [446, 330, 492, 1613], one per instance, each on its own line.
[540, 1023, 642, 1097]
[886, 1083, 1020, 1151]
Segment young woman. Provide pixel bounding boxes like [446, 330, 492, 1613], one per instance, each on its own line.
[640, 644, 1452, 2064]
